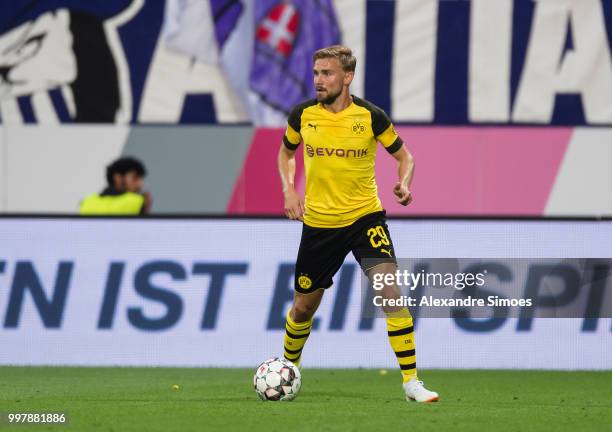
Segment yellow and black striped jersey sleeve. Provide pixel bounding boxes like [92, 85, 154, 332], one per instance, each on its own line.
[284, 114, 301, 150]
[283, 99, 318, 150]
[370, 104, 403, 154]
[284, 124, 301, 150]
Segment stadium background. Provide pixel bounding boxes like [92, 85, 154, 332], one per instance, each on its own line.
[0, 0, 611, 371]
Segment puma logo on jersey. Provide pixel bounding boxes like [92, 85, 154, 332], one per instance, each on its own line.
[306, 123, 317, 131]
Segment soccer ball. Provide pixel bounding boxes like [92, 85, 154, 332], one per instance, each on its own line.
[253, 357, 301, 401]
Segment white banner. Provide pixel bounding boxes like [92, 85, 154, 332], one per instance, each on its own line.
[0, 218, 610, 369]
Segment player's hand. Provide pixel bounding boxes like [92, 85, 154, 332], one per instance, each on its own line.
[393, 182, 412, 206]
[284, 189, 305, 221]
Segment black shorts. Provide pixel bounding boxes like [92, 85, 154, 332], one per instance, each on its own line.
[294, 211, 397, 294]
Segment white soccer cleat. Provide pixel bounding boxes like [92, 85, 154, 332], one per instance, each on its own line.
[403, 378, 439, 403]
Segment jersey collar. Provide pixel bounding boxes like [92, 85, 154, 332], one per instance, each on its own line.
[318, 95, 356, 118]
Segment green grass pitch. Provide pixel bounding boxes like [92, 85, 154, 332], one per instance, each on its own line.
[1, 367, 610, 431]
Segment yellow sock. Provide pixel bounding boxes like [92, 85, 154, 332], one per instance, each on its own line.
[283, 309, 313, 367]
[386, 309, 417, 383]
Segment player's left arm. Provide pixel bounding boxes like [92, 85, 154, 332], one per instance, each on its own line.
[373, 109, 415, 206]
[389, 144, 415, 206]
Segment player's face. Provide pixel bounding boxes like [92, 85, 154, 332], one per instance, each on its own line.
[313, 58, 352, 105]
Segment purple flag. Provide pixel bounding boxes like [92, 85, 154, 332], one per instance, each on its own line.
[210, 0, 243, 49]
[249, 0, 341, 114]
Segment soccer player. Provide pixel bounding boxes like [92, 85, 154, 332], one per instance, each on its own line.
[278, 46, 438, 403]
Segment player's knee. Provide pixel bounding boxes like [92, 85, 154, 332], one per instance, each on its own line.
[291, 301, 317, 322]
[367, 262, 397, 280]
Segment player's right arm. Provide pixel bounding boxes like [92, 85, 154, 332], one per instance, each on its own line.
[278, 111, 305, 221]
[278, 145, 304, 221]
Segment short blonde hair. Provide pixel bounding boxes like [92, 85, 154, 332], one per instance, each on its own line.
[313, 45, 357, 72]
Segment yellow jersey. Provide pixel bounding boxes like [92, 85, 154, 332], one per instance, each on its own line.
[80, 191, 144, 215]
[283, 96, 403, 228]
